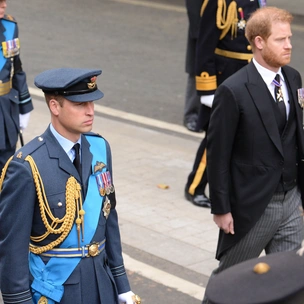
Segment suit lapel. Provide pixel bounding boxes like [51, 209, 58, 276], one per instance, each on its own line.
[282, 67, 304, 155]
[43, 127, 93, 195]
[282, 67, 302, 129]
[43, 128, 78, 178]
[245, 62, 283, 156]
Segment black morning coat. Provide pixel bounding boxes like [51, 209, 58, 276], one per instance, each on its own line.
[207, 61, 304, 259]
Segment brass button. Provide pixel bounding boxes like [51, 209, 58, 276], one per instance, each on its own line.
[253, 262, 270, 274]
[38, 296, 48, 304]
[88, 243, 99, 257]
[247, 45, 252, 51]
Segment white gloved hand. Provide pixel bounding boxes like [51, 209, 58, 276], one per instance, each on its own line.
[200, 95, 215, 108]
[118, 291, 135, 304]
[19, 112, 31, 130]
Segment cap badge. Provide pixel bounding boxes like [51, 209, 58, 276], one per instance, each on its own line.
[87, 76, 97, 89]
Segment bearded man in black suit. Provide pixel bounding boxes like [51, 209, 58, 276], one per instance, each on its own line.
[203, 6, 304, 304]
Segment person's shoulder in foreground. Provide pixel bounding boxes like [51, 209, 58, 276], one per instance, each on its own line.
[206, 247, 304, 304]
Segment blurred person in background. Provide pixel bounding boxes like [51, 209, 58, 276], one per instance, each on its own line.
[0, 0, 33, 172]
[185, 0, 264, 208]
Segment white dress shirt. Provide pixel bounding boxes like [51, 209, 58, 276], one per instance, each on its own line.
[252, 58, 290, 118]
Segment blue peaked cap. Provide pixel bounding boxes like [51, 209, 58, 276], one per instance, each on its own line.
[34, 68, 104, 102]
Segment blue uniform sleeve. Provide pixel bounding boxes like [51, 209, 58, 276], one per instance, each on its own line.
[103, 140, 131, 294]
[11, 22, 33, 114]
[0, 158, 36, 304]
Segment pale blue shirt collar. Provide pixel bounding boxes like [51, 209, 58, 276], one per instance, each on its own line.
[50, 124, 81, 161]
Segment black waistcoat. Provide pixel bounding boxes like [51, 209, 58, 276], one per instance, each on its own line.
[271, 77, 298, 192]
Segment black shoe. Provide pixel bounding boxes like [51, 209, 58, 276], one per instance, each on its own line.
[184, 119, 203, 133]
[184, 189, 211, 208]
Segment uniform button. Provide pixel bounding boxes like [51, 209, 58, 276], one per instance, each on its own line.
[58, 202, 63, 207]
[296, 163, 298, 166]
[280, 160, 284, 165]
[247, 45, 252, 51]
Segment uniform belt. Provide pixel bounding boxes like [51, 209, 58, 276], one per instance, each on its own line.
[215, 48, 253, 62]
[0, 80, 11, 96]
[38, 239, 106, 258]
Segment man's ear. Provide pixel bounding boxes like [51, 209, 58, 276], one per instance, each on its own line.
[254, 36, 265, 50]
[49, 98, 60, 116]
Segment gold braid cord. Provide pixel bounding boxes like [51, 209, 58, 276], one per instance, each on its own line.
[21, 155, 85, 254]
[0, 156, 13, 192]
[0, 155, 84, 254]
[200, 0, 209, 17]
[216, 0, 238, 40]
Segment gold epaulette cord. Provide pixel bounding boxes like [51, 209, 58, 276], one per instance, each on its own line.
[200, 0, 209, 17]
[216, 0, 238, 40]
[0, 155, 85, 254]
[0, 156, 13, 191]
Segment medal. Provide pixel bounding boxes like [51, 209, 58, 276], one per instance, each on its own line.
[2, 38, 20, 58]
[297, 88, 304, 129]
[258, 0, 267, 8]
[95, 173, 106, 197]
[102, 197, 111, 219]
[101, 172, 110, 195]
[272, 78, 284, 102]
[237, 8, 246, 30]
[106, 171, 115, 193]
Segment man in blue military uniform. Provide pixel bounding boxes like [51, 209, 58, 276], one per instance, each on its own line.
[184, 0, 264, 207]
[0, 68, 141, 304]
[0, 0, 33, 172]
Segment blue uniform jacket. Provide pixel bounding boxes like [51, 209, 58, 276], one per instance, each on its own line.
[0, 14, 33, 149]
[0, 126, 130, 304]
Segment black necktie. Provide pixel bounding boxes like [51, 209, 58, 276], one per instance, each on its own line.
[274, 74, 286, 121]
[73, 143, 81, 178]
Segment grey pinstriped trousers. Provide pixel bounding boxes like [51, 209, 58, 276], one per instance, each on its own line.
[203, 186, 304, 304]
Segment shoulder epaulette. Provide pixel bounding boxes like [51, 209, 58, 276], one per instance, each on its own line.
[13, 136, 45, 162]
[3, 14, 17, 23]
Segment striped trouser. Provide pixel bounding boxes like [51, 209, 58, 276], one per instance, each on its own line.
[202, 186, 304, 304]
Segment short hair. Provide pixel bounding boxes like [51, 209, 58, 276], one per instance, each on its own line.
[44, 94, 65, 108]
[245, 7, 293, 49]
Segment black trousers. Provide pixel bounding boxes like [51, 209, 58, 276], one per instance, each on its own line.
[185, 135, 209, 196]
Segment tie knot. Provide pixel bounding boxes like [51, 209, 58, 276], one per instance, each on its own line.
[73, 143, 80, 154]
[275, 74, 280, 83]
[73, 143, 80, 157]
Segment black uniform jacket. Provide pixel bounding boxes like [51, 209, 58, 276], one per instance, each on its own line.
[195, 0, 259, 96]
[185, 0, 203, 75]
[207, 62, 304, 259]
